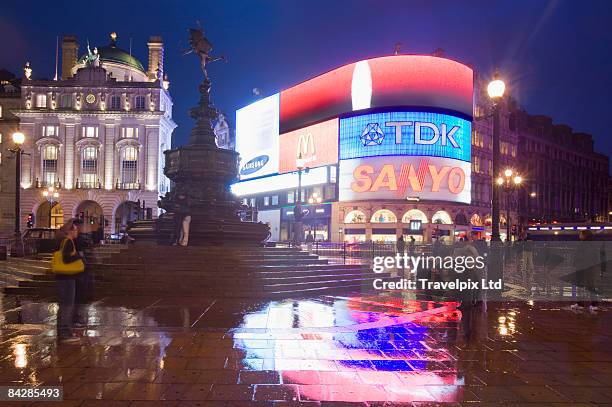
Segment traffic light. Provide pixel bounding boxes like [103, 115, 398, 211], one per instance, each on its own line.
[26, 213, 34, 228]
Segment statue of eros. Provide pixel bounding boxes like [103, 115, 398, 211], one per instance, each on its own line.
[185, 23, 227, 79]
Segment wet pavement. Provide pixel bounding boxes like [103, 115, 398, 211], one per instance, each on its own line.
[0, 291, 611, 406]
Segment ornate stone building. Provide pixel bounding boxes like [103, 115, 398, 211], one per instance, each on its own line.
[14, 33, 176, 234]
[514, 110, 609, 223]
[0, 70, 22, 236]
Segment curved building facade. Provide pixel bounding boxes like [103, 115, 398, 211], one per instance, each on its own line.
[232, 54, 518, 243]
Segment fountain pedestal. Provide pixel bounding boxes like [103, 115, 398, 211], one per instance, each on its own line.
[128, 77, 269, 245]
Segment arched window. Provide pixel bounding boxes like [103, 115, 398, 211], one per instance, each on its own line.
[371, 209, 397, 223]
[470, 214, 483, 226]
[484, 215, 492, 226]
[41, 145, 58, 187]
[81, 147, 98, 188]
[343, 210, 366, 224]
[120, 146, 139, 189]
[401, 209, 428, 224]
[431, 210, 452, 224]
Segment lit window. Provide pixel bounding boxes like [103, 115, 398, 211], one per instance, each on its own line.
[287, 191, 295, 204]
[110, 95, 121, 110]
[81, 147, 98, 188]
[36, 94, 47, 108]
[472, 156, 481, 173]
[271, 195, 278, 205]
[344, 210, 366, 224]
[264, 196, 270, 206]
[371, 209, 397, 223]
[122, 127, 138, 138]
[402, 209, 428, 224]
[432, 210, 452, 224]
[0, 133, 2, 143]
[82, 126, 98, 138]
[41, 144, 58, 187]
[249, 198, 255, 207]
[42, 125, 58, 138]
[121, 146, 138, 189]
[134, 96, 146, 110]
[0, 104, 2, 117]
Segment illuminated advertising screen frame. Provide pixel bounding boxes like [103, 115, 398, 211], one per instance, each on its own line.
[338, 107, 472, 163]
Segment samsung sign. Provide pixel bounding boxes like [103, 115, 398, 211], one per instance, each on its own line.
[339, 111, 471, 162]
[240, 155, 269, 176]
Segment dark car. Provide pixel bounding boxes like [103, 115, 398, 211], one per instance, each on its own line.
[22, 228, 59, 253]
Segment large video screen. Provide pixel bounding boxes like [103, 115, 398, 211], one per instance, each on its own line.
[339, 155, 471, 204]
[236, 93, 280, 180]
[339, 111, 471, 162]
[279, 118, 339, 173]
[280, 55, 473, 133]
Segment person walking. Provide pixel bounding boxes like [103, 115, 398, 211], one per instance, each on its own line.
[396, 235, 405, 254]
[172, 194, 191, 246]
[570, 231, 600, 313]
[305, 231, 315, 254]
[53, 222, 86, 342]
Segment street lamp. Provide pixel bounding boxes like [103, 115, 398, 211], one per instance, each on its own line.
[293, 153, 309, 245]
[42, 186, 60, 228]
[496, 168, 522, 241]
[488, 71, 505, 241]
[9, 132, 25, 237]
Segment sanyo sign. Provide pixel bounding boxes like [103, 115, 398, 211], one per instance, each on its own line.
[339, 111, 471, 163]
[339, 155, 471, 204]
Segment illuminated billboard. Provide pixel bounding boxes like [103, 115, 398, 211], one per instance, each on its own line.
[236, 93, 280, 179]
[279, 118, 339, 173]
[339, 156, 471, 204]
[339, 111, 471, 162]
[280, 55, 473, 133]
[231, 166, 330, 196]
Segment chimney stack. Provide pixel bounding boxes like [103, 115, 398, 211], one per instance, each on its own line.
[147, 36, 164, 81]
[61, 35, 79, 80]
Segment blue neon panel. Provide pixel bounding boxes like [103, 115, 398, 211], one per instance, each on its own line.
[339, 111, 471, 162]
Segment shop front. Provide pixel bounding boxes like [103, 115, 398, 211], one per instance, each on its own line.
[281, 203, 332, 242]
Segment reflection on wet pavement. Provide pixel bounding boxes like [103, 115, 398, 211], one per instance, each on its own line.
[0, 292, 611, 405]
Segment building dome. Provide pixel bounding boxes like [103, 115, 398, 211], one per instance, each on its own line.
[72, 32, 151, 82]
[77, 34, 145, 72]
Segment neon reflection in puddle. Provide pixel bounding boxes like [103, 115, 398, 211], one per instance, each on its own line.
[232, 297, 462, 402]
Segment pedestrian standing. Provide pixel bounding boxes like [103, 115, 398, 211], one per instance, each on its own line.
[52, 222, 86, 343]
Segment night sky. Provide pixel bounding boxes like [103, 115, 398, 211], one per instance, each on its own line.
[1, 0, 611, 161]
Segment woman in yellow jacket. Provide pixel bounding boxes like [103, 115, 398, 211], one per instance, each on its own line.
[54, 222, 85, 342]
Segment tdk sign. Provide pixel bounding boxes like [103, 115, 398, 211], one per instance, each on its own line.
[340, 111, 471, 162]
[240, 155, 269, 176]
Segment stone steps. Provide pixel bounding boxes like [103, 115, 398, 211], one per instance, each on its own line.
[1, 245, 383, 299]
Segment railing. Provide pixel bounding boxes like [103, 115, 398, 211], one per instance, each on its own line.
[115, 182, 141, 190]
[76, 181, 102, 189]
[0, 237, 38, 257]
[279, 241, 435, 262]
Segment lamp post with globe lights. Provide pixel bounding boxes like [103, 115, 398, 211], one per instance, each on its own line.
[496, 168, 522, 241]
[487, 71, 506, 241]
[8, 132, 25, 237]
[42, 186, 60, 228]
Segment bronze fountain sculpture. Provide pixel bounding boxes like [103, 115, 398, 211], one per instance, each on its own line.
[128, 25, 270, 245]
